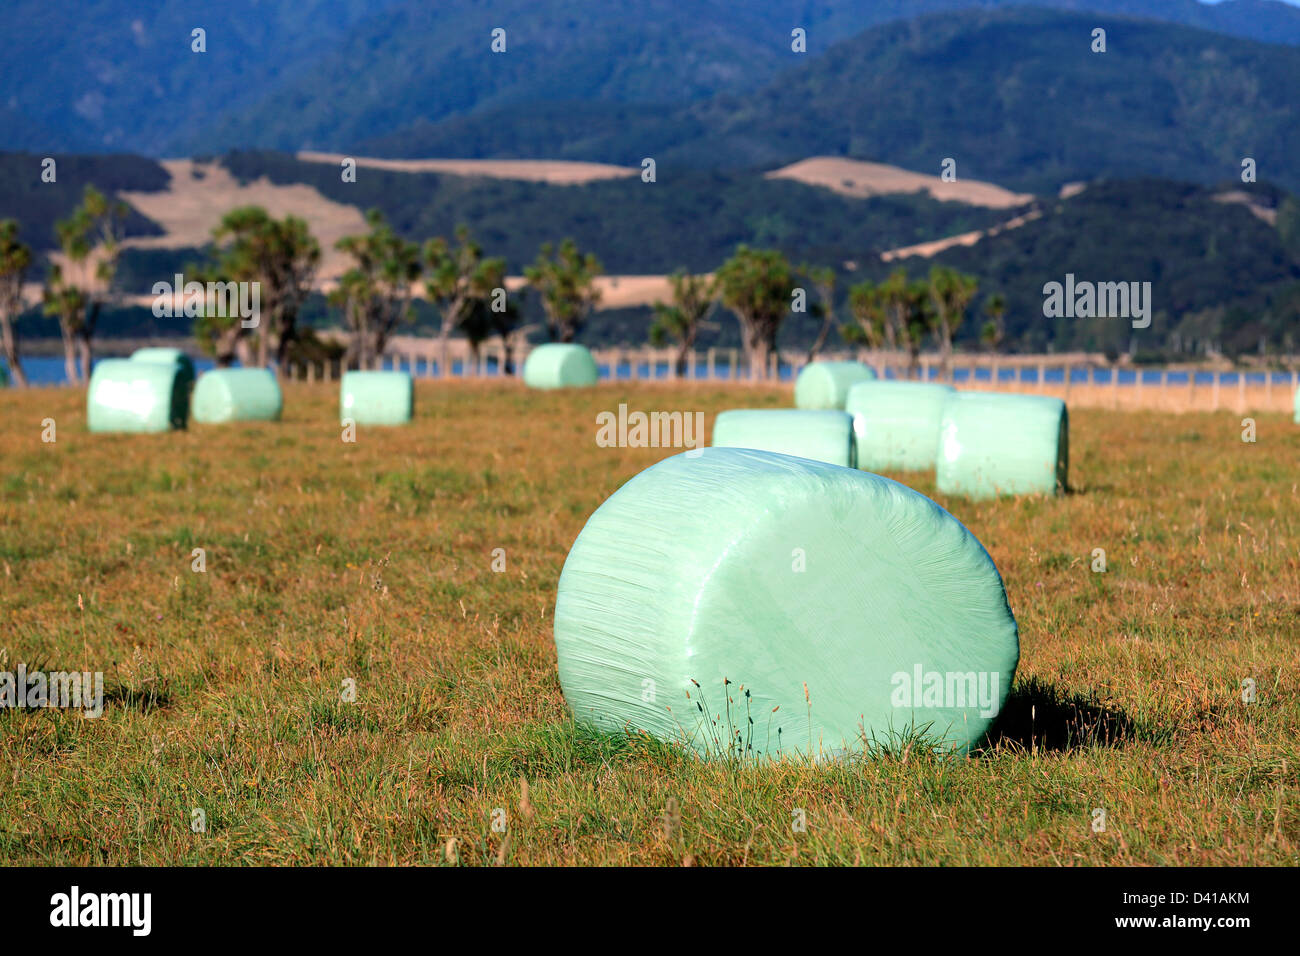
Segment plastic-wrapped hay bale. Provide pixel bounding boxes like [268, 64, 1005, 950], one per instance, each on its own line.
[713, 409, 855, 468]
[339, 370, 413, 425]
[87, 358, 188, 432]
[522, 343, 599, 389]
[847, 381, 955, 472]
[192, 368, 283, 424]
[554, 447, 1019, 759]
[130, 347, 196, 396]
[936, 391, 1068, 499]
[794, 360, 877, 410]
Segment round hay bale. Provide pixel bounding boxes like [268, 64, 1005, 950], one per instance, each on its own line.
[129, 347, 196, 396]
[936, 391, 1068, 499]
[522, 343, 599, 389]
[847, 381, 955, 472]
[713, 409, 855, 468]
[554, 447, 1019, 759]
[339, 370, 413, 425]
[794, 360, 877, 410]
[192, 368, 283, 424]
[87, 358, 188, 432]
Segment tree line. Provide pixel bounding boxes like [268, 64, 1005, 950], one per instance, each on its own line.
[0, 190, 994, 386]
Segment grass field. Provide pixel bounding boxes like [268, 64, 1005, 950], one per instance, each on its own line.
[1, 381, 1297, 866]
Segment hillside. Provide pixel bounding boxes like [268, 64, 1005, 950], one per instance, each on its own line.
[5, 148, 1297, 355]
[0, 0, 406, 154]
[0, 152, 169, 254]
[216, 151, 1016, 275]
[878, 179, 1300, 353]
[5, 2, 1300, 156]
[371, 9, 1300, 194]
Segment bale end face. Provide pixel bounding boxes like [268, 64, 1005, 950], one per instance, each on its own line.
[523, 344, 599, 389]
[192, 368, 283, 424]
[846, 380, 955, 472]
[794, 361, 877, 410]
[936, 392, 1068, 499]
[87, 359, 188, 433]
[339, 371, 414, 426]
[712, 409, 856, 468]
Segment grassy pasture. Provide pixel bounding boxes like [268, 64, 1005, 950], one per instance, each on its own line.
[0, 380, 1297, 865]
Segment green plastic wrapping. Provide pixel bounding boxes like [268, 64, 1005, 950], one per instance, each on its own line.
[522, 343, 599, 389]
[87, 358, 188, 432]
[130, 347, 196, 396]
[936, 391, 1068, 499]
[554, 447, 1019, 759]
[712, 409, 856, 468]
[192, 368, 283, 424]
[339, 370, 413, 425]
[0, 364, 8, 387]
[794, 361, 877, 410]
[847, 381, 955, 472]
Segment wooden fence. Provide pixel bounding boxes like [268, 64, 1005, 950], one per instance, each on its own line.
[281, 345, 1300, 415]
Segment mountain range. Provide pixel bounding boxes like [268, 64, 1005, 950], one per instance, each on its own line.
[5, 0, 1300, 165]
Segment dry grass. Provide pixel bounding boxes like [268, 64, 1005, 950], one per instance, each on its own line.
[766, 156, 1034, 209]
[296, 153, 637, 184]
[118, 159, 369, 284]
[1, 380, 1297, 865]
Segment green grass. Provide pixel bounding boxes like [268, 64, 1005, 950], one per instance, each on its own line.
[0, 380, 1297, 865]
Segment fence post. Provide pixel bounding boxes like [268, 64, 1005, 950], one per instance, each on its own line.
[706, 348, 715, 381]
[1111, 365, 1119, 408]
[1238, 370, 1246, 414]
[1188, 368, 1196, 411]
[1212, 371, 1221, 411]
[1064, 361, 1072, 402]
[730, 349, 738, 382]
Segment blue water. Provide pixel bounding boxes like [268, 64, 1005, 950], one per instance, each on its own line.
[7, 355, 484, 384]
[7, 355, 222, 386]
[5, 355, 1295, 388]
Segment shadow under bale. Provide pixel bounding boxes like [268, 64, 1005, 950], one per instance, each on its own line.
[979, 676, 1138, 753]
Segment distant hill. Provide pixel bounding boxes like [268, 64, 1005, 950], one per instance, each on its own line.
[874, 179, 1300, 353]
[214, 151, 1016, 275]
[6, 148, 1293, 357]
[0, 153, 169, 254]
[367, 9, 1300, 194]
[5, 1, 1300, 156]
[0, 0, 406, 153]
